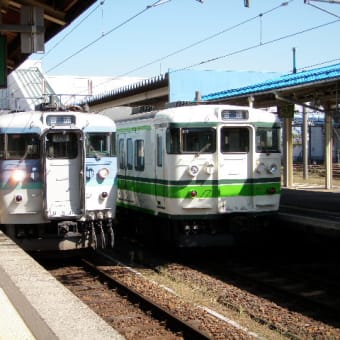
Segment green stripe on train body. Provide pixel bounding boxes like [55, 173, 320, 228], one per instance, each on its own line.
[118, 176, 281, 199]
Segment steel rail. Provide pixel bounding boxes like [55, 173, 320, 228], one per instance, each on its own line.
[80, 258, 212, 340]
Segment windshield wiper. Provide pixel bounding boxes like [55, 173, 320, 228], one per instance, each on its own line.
[88, 145, 101, 161]
[195, 143, 211, 157]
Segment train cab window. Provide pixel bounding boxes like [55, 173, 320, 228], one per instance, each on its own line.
[166, 127, 216, 154]
[46, 132, 78, 159]
[256, 127, 281, 153]
[86, 132, 115, 158]
[182, 128, 216, 154]
[6, 134, 40, 159]
[127, 138, 133, 170]
[135, 139, 145, 171]
[118, 138, 125, 169]
[221, 127, 249, 153]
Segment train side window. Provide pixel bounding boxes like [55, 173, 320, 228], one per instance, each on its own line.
[118, 138, 125, 169]
[7, 134, 40, 159]
[135, 139, 145, 171]
[166, 128, 180, 154]
[221, 127, 249, 153]
[0, 134, 4, 159]
[111, 132, 116, 156]
[127, 138, 133, 170]
[157, 134, 162, 167]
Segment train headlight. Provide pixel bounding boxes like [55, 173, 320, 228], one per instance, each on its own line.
[12, 169, 26, 182]
[97, 168, 109, 179]
[188, 164, 199, 177]
[205, 161, 215, 175]
[256, 163, 265, 174]
[267, 163, 278, 174]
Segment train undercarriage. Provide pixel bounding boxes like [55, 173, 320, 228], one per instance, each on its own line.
[1, 217, 115, 252]
[116, 208, 276, 247]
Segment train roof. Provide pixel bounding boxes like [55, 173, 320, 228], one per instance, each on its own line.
[0, 110, 116, 132]
[100, 104, 279, 125]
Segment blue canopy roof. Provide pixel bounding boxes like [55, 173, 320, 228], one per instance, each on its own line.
[202, 63, 340, 101]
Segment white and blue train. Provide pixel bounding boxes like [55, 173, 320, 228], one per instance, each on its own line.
[102, 103, 282, 247]
[0, 102, 117, 252]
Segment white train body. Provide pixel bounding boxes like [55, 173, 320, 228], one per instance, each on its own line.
[0, 109, 117, 251]
[111, 104, 281, 246]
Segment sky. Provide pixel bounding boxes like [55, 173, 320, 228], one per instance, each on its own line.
[28, 0, 340, 79]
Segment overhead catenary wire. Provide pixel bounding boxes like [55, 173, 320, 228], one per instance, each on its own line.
[176, 18, 340, 72]
[45, 0, 172, 73]
[77, 1, 295, 95]
[114, 1, 292, 78]
[42, 0, 339, 99]
[298, 57, 340, 71]
[306, 2, 340, 17]
[42, 1, 106, 60]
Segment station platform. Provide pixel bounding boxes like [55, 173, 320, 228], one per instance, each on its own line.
[0, 231, 124, 340]
[281, 184, 340, 210]
[279, 184, 340, 234]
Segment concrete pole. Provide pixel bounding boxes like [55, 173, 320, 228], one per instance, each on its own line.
[283, 117, 293, 187]
[324, 104, 333, 189]
[302, 106, 309, 179]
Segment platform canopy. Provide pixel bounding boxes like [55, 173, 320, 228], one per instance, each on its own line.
[0, 0, 96, 86]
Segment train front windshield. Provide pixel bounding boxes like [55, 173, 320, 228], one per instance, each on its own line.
[220, 127, 249, 153]
[46, 133, 78, 159]
[166, 128, 216, 154]
[0, 134, 40, 159]
[86, 133, 116, 158]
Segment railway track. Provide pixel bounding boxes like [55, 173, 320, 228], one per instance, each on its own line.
[219, 263, 340, 326]
[293, 163, 340, 178]
[41, 252, 255, 339]
[36, 225, 340, 340]
[155, 260, 340, 339]
[99, 235, 340, 340]
[80, 257, 210, 339]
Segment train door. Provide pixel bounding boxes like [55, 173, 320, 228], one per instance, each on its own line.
[154, 129, 166, 209]
[43, 130, 84, 219]
[219, 126, 253, 209]
[117, 135, 135, 204]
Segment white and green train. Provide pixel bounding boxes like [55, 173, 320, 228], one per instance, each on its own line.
[104, 104, 281, 247]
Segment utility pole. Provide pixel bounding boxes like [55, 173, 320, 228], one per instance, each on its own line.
[292, 47, 297, 74]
